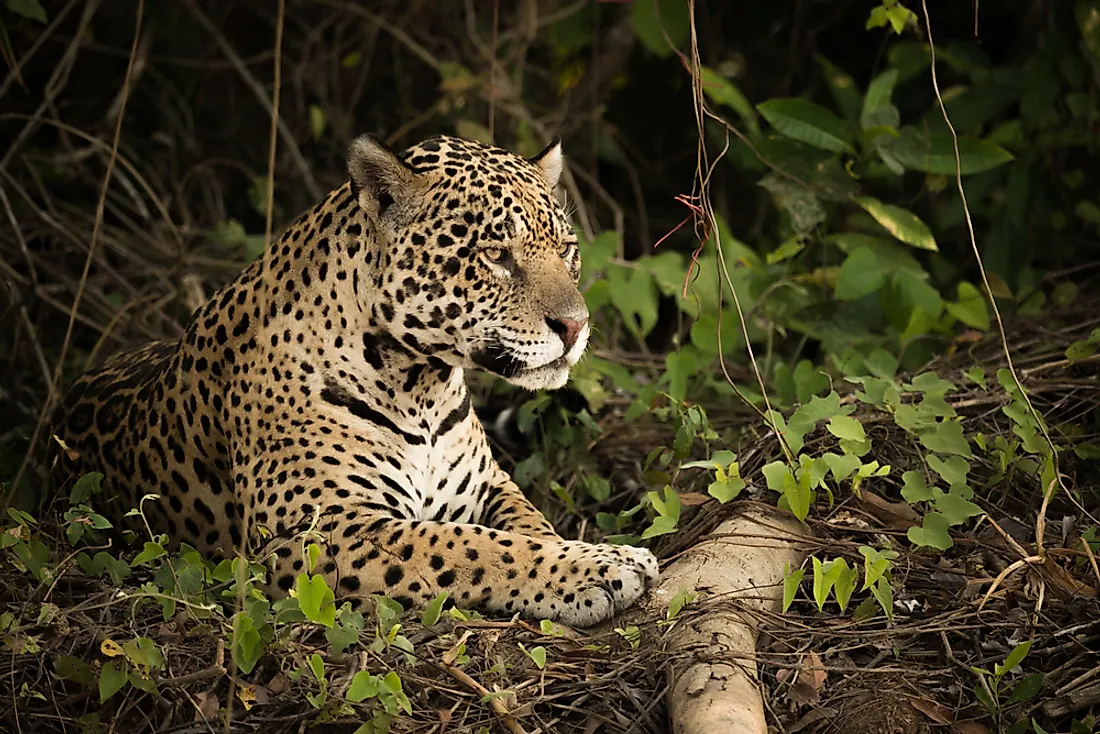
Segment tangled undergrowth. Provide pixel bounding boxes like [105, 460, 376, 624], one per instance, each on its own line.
[2, 292, 1098, 734]
[4, 1, 1100, 733]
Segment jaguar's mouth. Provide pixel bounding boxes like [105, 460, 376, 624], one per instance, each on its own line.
[468, 341, 574, 389]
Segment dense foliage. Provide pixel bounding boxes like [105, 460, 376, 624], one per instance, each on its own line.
[1, 1, 1099, 733]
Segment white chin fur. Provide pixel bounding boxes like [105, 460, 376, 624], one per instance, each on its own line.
[491, 325, 588, 390]
[506, 365, 571, 391]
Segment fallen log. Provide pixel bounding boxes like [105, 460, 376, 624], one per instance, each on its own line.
[602, 505, 808, 734]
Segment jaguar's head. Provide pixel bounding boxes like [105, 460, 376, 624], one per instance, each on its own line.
[348, 134, 589, 390]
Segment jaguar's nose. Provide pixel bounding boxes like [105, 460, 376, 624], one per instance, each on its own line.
[546, 316, 588, 352]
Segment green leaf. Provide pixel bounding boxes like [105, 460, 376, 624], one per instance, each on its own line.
[641, 515, 678, 539]
[296, 574, 337, 627]
[98, 661, 128, 703]
[1008, 673, 1044, 703]
[997, 640, 1032, 678]
[893, 270, 943, 318]
[122, 637, 164, 671]
[764, 461, 812, 521]
[347, 671, 381, 702]
[827, 415, 867, 443]
[907, 512, 954, 550]
[766, 239, 805, 266]
[927, 454, 970, 487]
[786, 392, 844, 454]
[964, 367, 987, 389]
[130, 542, 166, 567]
[829, 233, 925, 272]
[231, 615, 263, 674]
[859, 546, 896, 591]
[326, 613, 363, 656]
[893, 403, 938, 434]
[811, 557, 831, 611]
[420, 592, 449, 627]
[833, 561, 856, 611]
[649, 486, 681, 520]
[70, 473, 103, 505]
[782, 564, 805, 612]
[526, 645, 547, 669]
[681, 450, 738, 470]
[934, 490, 983, 526]
[920, 421, 973, 458]
[308, 653, 325, 684]
[699, 66, 757, 131]
[908, 372, 955, 395]
[1066, 339, 1098, 362]
[946, 281, 990, 330]
[56, 656, 96, 688]
[608, 263, 660, 338]
[707, 470, 746, 504]
[583, 475, 611, 503]
[835, 247, 888, 300]
[900, 470, 934, 502]
[853, 196, 937, 251]
[861, 69, 899, 130]
[667, 590, 697, 620]
[309, 104, 327, 141]
[756, 98, 855, 153]
[792, 361, 830, 403]
[816, 56, 862, 120]
[381, 669, 405, 693]
[821, 452, 862, 482]
[974, 683, 996, 717]
[307, 543, 322, 573]
[6, 0, 47, 22]
[869, 576, 894, 621]
[887, 128, 1014, 175]
[631, 0, 689, 58]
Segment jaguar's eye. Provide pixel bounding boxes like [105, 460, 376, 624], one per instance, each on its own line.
[482, 247, 509, 265]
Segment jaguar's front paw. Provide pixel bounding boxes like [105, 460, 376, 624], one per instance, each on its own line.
[549, 542, 659, 627]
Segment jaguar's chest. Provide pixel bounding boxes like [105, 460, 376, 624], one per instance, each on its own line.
[316, 368, 487, 522]
[398, 426, 484, 520]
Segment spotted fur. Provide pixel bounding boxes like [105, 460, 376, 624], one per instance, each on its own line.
[57, 135, 657, 627]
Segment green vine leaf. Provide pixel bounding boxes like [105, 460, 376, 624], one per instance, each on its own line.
[886, 128, 1014, 175]
[6, 0, 47, 23]
[947, 281, 991, 330]
[900, 470, 934, 502]
[296, 574, 337, 627]
[827, 415, 867, 443]
[934, 490, 984, 525]
[98, 660, 128, 703]
[130, 542, 166, 567]
[927, 454, 970, 488]
[853, 196, 938, 251]
[347, 671, 381, 702]
[757, 98, 855, 153]
[782, 564, 805, 613]
[920, 421, 974, 458]
[907, 512, 953, 550]
[821, 452, 862, 482]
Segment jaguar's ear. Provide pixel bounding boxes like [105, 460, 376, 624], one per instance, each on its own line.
[348, 135, 420, 217]
[529, 138, 563, 190]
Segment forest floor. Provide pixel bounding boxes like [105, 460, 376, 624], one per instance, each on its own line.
[2, 290, 1099, 734]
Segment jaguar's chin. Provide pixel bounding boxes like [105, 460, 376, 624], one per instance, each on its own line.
[505, 361, 572, 391]
[467, 342, 574, 390]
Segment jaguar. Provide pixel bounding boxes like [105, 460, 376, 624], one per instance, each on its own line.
[57, 134, 658, 627]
